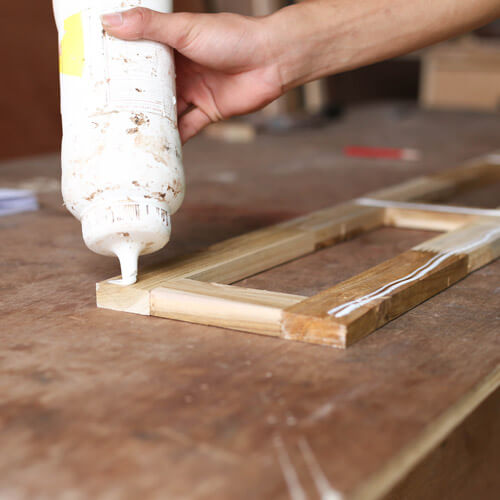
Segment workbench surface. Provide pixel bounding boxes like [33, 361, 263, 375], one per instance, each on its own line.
[1, 104, 499, 500]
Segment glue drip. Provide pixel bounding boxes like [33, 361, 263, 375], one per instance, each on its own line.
[81, 203, 172, 287]
[109, 245, 140, 286]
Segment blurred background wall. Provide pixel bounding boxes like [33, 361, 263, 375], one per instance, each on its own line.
[0, 1, 210, 161]
[1, 2, 61, 161]
[0, 1, 498, 161]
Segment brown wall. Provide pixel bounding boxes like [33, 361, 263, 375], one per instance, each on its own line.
[1, 1, 61, 161]
[0, 1, 209, 162]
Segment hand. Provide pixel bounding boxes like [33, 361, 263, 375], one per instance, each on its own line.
[102, 8, 285, 143]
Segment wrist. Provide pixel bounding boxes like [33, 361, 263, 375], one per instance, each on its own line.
[263, 1, 341, 91]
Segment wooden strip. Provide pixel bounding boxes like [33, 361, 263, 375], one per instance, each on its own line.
[358, 198, 500, 218]
[283, 217, 500, 348]
[150, 279, 305, 336]
[282, 249, 470, 348]
[368, 156, 499, 203]
[97, 204, 384, 314]
[357, 198, 500, 231]
[279, 203, 385, 247]
[432, 159, 500, 189]
[96, 280, 151, 316]
[415, 221, 500, 272]
[97, 226, 314, 314]
[385, 207, 474, 232]
[190, 229, 315, 284]
[367, 176, 454, 203]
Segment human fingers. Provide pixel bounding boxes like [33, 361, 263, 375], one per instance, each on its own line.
[178, 107, 212, 143]
[102, 7, 199, 50]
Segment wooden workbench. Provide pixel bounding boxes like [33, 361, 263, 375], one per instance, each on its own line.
[1, 104, 499, 499]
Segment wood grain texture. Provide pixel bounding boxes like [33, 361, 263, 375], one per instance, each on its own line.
[151, 279, 305, 335]
[282, 250, 470, 348]
[284, 216, 500, 347]
[356, 199, 500, 231]
[385, 207, 476, 231]
[97, 225, 316, 314]
[280, 203, 385, 248]
[383, 388, 500, 500]
[354, 366, 500, 500]
[416, 221, 500, 272]
[97, 204, 385, 313]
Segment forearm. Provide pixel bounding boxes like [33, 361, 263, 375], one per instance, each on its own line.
[266, 0, 500, 90]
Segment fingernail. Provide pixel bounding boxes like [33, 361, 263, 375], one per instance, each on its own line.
[101, 12, 123, 28]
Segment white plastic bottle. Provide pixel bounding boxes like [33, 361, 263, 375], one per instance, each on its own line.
[53, 0, 185, 285]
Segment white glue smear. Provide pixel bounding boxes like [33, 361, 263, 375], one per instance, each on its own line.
[274, 435, 308, 500]
[298, 438, 343, 500]
[109, 247, 139, 286]
[329, 226, 500, 318]
[486, 153, 500, 165]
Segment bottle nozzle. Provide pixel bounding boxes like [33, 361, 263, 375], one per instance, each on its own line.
[108, 245, 139, 286]
[81, 203, 172, 286]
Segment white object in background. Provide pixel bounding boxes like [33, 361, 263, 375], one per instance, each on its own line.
[53, 0, 185, 285]
[0, 189, 39, 217]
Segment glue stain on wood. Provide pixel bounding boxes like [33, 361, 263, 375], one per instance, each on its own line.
[298, 437, 343, 500]
[328, 225, 500, 318]
[273, 435, 307, 500]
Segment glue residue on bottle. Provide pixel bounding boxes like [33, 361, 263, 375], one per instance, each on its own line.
[54, 0, 184, 287]
[81, 202, 172, 286]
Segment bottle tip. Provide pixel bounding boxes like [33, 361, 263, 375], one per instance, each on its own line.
[108, 246, 139, 286]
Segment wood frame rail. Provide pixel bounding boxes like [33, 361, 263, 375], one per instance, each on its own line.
[97, 153, 500, 348]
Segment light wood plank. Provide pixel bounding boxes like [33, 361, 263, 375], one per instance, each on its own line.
[385, 207, 474, 232]
[151, 279, 305, 336]
[279, 203, 385, 246]
[96, 281, 151, 316]
[97, 204, 385, 313]
[357, 198, 500, 231]
[357, 198, 500, 230]
[368, 157, 499, 203]
[97, 226, 316, 314]
[415, 221, 500, 272]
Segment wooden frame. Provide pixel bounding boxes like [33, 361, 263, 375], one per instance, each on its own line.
[97, 153, 500, 348]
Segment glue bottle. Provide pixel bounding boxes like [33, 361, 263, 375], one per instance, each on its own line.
[53, 0, 184, 285]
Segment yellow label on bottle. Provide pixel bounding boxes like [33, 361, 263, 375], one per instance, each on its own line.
[60, 13, 85, 77]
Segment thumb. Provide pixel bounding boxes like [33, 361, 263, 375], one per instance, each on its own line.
[101, 7, 196, 50]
